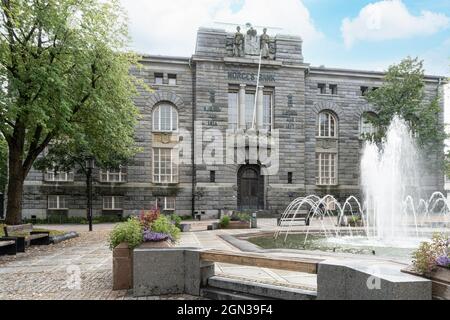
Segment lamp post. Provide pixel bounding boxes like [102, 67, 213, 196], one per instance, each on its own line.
[86, 157, 95, 232]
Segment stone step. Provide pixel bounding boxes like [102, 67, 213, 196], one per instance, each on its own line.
[200, 287, 272, 300]
[205, 276, 317, 300]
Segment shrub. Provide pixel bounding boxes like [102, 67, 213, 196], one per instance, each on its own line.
[220, 215, 230, 228]
[412, 233, 449, 274]
[170, 214, 182, 229]
[151, 215, 180, 242]
[108, 217, 143, 250]
[139, 209, 160, 229]
[230, 212, 251, 222]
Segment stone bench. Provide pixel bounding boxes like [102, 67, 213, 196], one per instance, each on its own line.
[0, 238, 17, 255]
[3, 224, 50, 252]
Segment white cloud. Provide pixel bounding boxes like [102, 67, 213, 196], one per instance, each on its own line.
[120, 0, 322, 56]
[341, 0, 450, 48]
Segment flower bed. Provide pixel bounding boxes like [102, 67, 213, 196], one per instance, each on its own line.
[219, 213, 251, 229]
[402, 233, 450, 300]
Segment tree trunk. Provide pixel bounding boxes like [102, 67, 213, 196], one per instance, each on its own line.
[5, 145, 25, 225]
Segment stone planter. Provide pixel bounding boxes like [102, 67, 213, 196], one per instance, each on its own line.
[223, 220, 251, 229]
[113, 241, 172, 291]
[402, 265, 450, 300]
[179, 223, 191, 232]
[113, 243, 133, 291]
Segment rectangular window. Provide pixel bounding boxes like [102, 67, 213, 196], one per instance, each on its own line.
[44, 170, 74, 182]
[316, 153, 337, 186]
[228, 92, 238, 130]
[210, 171, 216, 183]
[48, 195, 67, 210]
[245, 92, 256, 129]
[263, 93, 272, 131]
[100, 168, 127, 183]
[360, 86, 369, 96]
[103, 196, 123, 210]
[318, 83, 326, 94]
[153, 148, 178, 183]
[168, 74, 177, 85]
[156, 197, 176, 211]
[288, 172, 293, 184]
[154, 73, 163, 85]
[329, 84, 338, 95]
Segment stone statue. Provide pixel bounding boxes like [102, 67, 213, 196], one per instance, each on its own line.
[233, 26, 244, 57]
[260, 28, 270, 59]
[244, 23, 259, 56]
[246, 23, 257, 37]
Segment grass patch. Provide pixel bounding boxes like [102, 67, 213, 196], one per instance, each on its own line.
[0, 223, 65, 237]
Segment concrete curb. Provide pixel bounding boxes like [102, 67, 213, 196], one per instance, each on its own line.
[50, 231, 79, 244]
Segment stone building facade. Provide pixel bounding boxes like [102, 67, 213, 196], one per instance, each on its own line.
[22, 27, 445, 219]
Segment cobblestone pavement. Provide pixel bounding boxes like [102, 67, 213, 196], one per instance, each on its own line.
[0, 228, 200, 300]
[0, 219, 323, 300]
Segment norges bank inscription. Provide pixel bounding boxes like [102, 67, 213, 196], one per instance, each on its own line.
[228, 71, 275, 82]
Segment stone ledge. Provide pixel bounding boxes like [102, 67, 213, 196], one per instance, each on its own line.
[317, 259, 432, 300]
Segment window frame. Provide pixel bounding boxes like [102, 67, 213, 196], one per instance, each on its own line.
[317, 111, 338, 138]
[168, 74, 177, 86]
[103, 196, 123, 210]
[154, 73, 164, 85]
[360, 112, 377, 138]
[316, 153, 338, 186]
[152, 148, 178, 184]
[48, 195, 68, 210]
[44, 170, 74, 182]
[100, 167, 127, 183]
[152, 103, 178, 132]
[318, 83, 327, 94]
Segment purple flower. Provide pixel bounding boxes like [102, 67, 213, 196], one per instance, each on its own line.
[143, 229, 169, 242]
[436, 255, 450, 268]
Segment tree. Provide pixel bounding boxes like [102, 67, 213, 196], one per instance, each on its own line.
[0, 135, 7, 192]
[364, 57, 445, 153]
[0, 0, 140, 224]
[34, 130, 138, 224]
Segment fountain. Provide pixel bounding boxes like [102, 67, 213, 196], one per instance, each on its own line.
[268, 117, 450, 258]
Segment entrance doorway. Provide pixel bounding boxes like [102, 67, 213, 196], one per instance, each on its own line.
[237, 165, 264, 211]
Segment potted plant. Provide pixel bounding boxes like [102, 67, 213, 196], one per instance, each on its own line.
[348, 215, 363, 227]
[109, 217, 143, 290]
[109, 210, 181, 290]
[402, 233, 450, 300]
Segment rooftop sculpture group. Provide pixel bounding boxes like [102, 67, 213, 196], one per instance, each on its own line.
[232, 23, 273, 59]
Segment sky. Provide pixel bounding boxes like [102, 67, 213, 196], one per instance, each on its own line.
[119, 0, 450, 76]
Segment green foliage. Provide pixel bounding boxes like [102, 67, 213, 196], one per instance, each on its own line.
[108, 217, 143, 250]
[151, 215, 180, 241]
[364, 57, 445, 154]
[23, 215, 127, 225]
[170, 213, 182, 229]
[412, 233, 448, 274]
[231, 212, 251, 222]
[220, 215, 230, 228]
[0, 224, 64, 237]
[0, 0, 149, 223]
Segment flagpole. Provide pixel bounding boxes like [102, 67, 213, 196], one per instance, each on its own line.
[252, 50, 262, 129]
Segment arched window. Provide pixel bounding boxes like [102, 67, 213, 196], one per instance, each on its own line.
[360, 112, 377, 137]
[317, 111, 337, 137]
[152, 104, 178, 132]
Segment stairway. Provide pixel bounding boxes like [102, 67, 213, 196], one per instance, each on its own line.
[200, 276, 317, 300]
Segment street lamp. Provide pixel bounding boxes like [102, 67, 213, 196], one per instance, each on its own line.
[86, 157, 95, 232]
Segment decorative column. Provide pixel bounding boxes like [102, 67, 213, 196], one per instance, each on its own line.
[238, 84, 246, 130]
[256, 85, 264, 130]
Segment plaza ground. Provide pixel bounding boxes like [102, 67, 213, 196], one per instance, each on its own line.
[0, 218, 410, 300]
